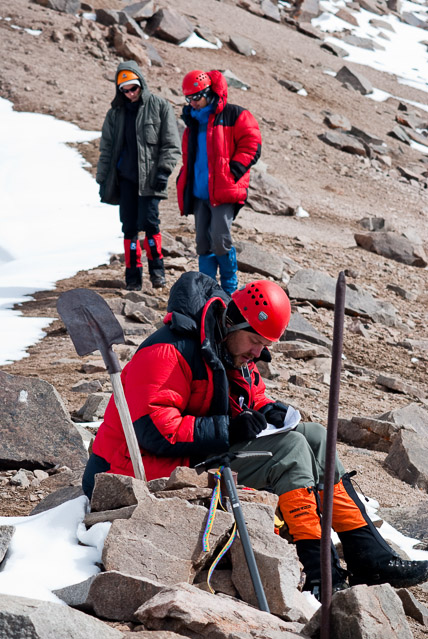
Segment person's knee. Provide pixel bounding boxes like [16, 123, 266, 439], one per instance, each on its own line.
[82, 474, 94, 500]
[82, 453, 110, 501]
[298, 422, 326, 446]
[275, 430, 312, 455]
[212, 237, 232, 256]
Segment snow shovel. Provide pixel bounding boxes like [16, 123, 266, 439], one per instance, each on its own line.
[56, 288, 146, 483]
[320, 271, 346, 638]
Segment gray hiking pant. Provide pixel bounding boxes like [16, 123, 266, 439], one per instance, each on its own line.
[193, 198, 234, 256]
[229, 422, 346, 496]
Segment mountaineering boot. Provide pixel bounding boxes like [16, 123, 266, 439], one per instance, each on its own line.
[125, 267, 142, 291]
[150, 270, 166, 288]
[338, 472, 428, 588]
[340, 526, 428, 588]
[124, 237, 142, 291]
[295, 539, 348, 600]
[143, 233, 165, 288]
[198, 253, 218, 280]
[217, 247, 238, 295]
[278, 487, 347, 599]
[148, 257, 166, 288]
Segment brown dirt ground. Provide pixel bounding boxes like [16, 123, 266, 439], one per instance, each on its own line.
[1, 0, 428, 634]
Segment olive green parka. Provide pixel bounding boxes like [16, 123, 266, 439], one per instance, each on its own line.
[96, 60, 181, 205]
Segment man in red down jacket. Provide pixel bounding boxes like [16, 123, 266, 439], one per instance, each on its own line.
[82, 271, 428, 598]
[176, 70, 261, 295]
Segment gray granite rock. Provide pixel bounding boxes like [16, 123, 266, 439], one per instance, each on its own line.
[336, 65, 373, 94]
[304, 583, 412, 638]
[54, 570, 163, 621]
[135, 582, 305, 638]
[0, 526, 15, 563]
[0, 593, 122, 638]
[0, 371, 88, 471]
[284, 312, 332, 349]
[354, 231, 427, 267]
[287, 269, 397, 326]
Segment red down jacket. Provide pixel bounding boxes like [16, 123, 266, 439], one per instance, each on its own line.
[92, 272, 273, 481]
[176, 70, 262, 216]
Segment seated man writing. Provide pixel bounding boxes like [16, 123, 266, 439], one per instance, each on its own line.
[83, 271, 428, 597]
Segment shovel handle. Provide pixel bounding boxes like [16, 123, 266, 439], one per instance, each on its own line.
[110, 372, 146, 483]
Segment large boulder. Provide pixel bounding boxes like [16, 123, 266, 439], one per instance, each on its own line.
[0, 593, 122, 638]
[303, 583, 413, 638]
[248, 165, 300, 215]
[338, 403, 428, 452]
[236, 241, 285, 279]
[287, 269, 397, 326]
[54, 570, 163, 621]
[135, 582, 306, 638]
[284, 312, 332, 349]
[0, 371, 88, 470]
[102, 482, 233, 584]
[144, 8, 193, 44]
[385, 429, 428, 491]
[354, 231, 427, 267]
[34, 0, 80, 13]
[230, 502, 314, 623]
[335, 65, 373, 94]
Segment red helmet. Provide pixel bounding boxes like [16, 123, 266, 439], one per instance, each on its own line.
[182, 70, 211, 96]
[231, 281, 291, 342]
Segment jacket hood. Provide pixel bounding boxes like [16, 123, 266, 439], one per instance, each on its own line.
[112, 60, 150, 108]
[207, 70, 228, 114]
[166, 272, 229, 334]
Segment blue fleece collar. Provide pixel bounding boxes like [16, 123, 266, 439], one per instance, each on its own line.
[191, 103, 214, 122]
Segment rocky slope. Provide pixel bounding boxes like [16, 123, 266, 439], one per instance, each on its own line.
[1, 0, 428, 635]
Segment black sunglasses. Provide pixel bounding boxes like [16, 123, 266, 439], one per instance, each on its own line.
[185, 89, 208, 103]
[121, 85, 139, 95]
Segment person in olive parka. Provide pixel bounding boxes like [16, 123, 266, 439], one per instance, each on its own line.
[97, 60, 181, 290]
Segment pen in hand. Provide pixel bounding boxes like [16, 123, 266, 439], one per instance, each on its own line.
[238, 396, 250, 411]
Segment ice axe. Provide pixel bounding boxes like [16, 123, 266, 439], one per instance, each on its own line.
[320, 271, 346, 638]
[56, 288, 146, 483]
[195, 451, 272, 613]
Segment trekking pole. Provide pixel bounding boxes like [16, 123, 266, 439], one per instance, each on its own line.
[320, 271, 346, 639]
[196, 451, 272, 613]
[57, 288, 146, 483]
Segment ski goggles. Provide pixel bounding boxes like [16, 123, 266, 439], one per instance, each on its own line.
[185, 88, 209, 103]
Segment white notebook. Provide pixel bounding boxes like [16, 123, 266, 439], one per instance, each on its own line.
[257, 405, 301, 438]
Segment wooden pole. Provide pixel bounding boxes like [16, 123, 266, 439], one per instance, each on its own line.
[320, 271, 346, 639]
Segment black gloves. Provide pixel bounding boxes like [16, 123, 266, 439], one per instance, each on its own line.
[99, 183, 105, 201]
[153, 171, 169, 192]
[262, 401, 289, 428]
[229, 409, 267, 446]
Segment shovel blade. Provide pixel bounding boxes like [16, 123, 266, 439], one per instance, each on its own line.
[57, 288, 125, 357]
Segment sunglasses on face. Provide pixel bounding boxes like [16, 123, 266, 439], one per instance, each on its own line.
[185, 90, 208, 103]
[121, 85, 139, 95]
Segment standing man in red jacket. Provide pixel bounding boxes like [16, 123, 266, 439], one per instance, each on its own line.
[177, 70, 261, 295]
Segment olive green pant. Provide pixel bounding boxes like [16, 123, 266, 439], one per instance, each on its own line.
[229, 422, 345, 495]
